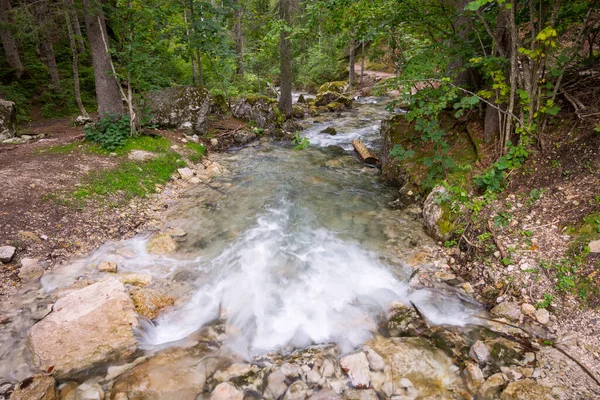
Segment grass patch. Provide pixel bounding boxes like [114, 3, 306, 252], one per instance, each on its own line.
[35, 142, 81, 155]
[185, 142, 207, 163]
[72, 152, 185, 202]
[88, 135, 172, 156]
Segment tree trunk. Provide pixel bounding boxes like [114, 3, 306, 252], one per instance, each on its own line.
[278, 0, 292, 117]
[33, 0, 62, 91]
[196, 48, 204, 86]
[183, 10, 197, 84]
[0, 0, 24, 77]
[41, 41, 62, 91]
[65, 0, 86, 53]
[360, 41, 365, 84]
[348, 38, 356, 88]
[65, 8, 88, 117]
[233, 0, 244, 76]
[82, 0, 124, 116]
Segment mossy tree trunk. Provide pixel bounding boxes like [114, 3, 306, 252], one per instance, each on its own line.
[0, 0, 24, 78]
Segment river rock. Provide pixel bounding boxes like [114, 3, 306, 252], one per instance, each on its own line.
[340, 352, 370, 388]
[231, 96, 283, 130]
[491, 302, 522, 322]
[364, 348, 384, 371]
[534, 308, 550, 324]
[0, 245, 16, 263]
[469, 340, 491, 365]
[146, 86, 210, 135]
[283, 380, 309, 400]
[130, 287, 175, 319]
[343, 388, 378, 400]
[111, 348, 216, 400]
[27, 279, 139, 377]
[265, 370, 288, 400]
[500, 379, 554, 400]
[73, 383, 104, 400]
[370, 336, 462, 397]
[233, 130, 257, 145]
[9, 374, 56, 400]
[18, 258, 44, 281]
[521, 303, 535, 315]
[308, 389, 342, 400]
[178, 167, 195, 181]
[128, 150, 158, 162]
[147, 233, 178, 255]
[211, 382, 243, 400]
[320, 127, 337, 135]
[97, 260, 118, 273]
[478, 373, 505, 399]
[464, 360, 485, 392]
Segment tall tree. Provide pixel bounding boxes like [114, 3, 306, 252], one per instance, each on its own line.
[33, 0, 62, 91]
[233, 0, 244, 76]
[65, 1, 88, 117]
[278, 0, 292, 117]
[0, 0, 24, 77]
[82, 0, 124, 116]
[348, 38, 356, 88]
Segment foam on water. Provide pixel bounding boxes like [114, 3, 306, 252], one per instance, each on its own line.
[139, 198, 474, 358]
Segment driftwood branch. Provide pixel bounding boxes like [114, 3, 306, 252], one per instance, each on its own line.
[352, 139, 378, 165]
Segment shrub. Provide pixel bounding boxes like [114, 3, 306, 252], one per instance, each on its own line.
[84, 114, 131, 151]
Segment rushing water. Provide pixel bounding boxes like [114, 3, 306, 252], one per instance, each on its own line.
[0, 97, 482, 386]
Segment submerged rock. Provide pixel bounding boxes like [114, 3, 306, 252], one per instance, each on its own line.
[146, 86, 211, 135]
[27, 279, 138, 377]
[130, 287, 174, 319]
[147, 233, 178, 255]
[320, 127, 337, 135]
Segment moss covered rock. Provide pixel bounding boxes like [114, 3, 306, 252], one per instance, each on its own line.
[146, 86, 210, 135]
[0, 99, 17, 141]
[317, 81, 348, 95]
[423, 186, 457, 242]
[231, 96, 284, 130]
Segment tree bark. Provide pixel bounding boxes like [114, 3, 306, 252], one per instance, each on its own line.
[348, 38, 356, 88]
[0, 0, 24, 77]
[33, 0, 62, 91]
[65, 0, 86, 53]
[233, 0, 244, 76]
[65, 7, 88, 117]
[82, 0, 124, 116]
[360, 41, 365, 84]
[183, 9, 197, 84]
[278, 0, 292, 117]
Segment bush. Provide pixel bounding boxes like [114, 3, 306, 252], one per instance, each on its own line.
[84, 114, 131, 151]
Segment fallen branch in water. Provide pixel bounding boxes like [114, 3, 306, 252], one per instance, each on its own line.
[352, 139, 378, 165]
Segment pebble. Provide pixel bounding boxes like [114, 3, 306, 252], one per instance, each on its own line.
[469, 341, 491, 365]
[535, 308, 550, 324]
[0, 245, 16, 263]
[461, 282, 474, 294]
[521, 303, 536, 315]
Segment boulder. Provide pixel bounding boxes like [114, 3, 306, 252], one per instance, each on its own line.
[292, 105, 305, 119]
[130, 287, 174, 319]
[317, 81, 348, 95]
[0, 245, 16, 263]
[231, 96, 284, 130]
[9, 374, 56, 400]
[147, 233, 178, 255]
[0, 99, 17, 141]
[297, 94, 306, 104]
[146, 86, 210, 135]
[27, 279, 139, 377]
[320, 127, 337, 136]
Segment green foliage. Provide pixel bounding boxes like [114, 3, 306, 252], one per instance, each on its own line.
[389, 144, 415, 161]
[84, 115, 131, 151]
[536, 293, 555, 309]
[474, 142, 529, 192]
[185, 142, 207, 163]
[292, 131, 310, 150]
[493, 211, 512, 228]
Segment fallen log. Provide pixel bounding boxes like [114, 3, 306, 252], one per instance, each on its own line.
[352, 139, 378, 165]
